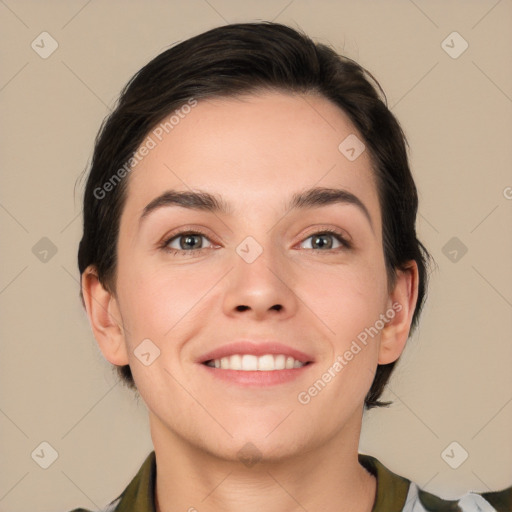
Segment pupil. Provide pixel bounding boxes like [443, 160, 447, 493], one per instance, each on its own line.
[182, 235, 200, 250]
[314, 234, 332, 249]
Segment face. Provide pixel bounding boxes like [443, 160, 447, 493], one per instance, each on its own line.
[100, 91, 405, 461]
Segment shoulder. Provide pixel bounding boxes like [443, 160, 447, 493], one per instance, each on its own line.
[359, 453, 512, 512]
[66, 499, 120, 512]
[414, 484, 512, 512]
[65, 452, 155, 512]
[66, 498, 121, 512]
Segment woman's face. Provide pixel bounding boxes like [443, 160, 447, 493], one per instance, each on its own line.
[104, 91, 408, 460]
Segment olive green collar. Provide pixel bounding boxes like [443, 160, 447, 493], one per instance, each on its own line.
[358, 452, 411, 511]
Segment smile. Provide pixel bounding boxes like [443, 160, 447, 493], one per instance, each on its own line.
[203, 354, 309, 371]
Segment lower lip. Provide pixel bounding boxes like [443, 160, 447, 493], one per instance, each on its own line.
[199, 363, 313, 386]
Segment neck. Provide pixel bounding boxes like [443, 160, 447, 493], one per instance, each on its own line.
[150, 410, 376, 512]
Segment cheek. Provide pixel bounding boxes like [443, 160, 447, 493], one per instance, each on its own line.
[296, 258, 389, 341]
[116, 258, 217, 342]
[116, 233, 389, 352]
[296, 268, 386, 407]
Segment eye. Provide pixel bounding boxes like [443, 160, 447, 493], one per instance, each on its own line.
[299, 229, 352, 251]
[159, 228, 351, 256]
[161, 230, 216, 256]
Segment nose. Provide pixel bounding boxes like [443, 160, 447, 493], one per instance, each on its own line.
[221, 239, 299, 322]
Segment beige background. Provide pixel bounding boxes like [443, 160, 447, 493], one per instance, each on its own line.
[1, 1, 511, 510]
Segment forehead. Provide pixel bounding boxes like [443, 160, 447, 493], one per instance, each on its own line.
[122, 90, 380, 226]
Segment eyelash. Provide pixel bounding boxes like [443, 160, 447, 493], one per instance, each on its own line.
[159, 228, 217, 257]
[301, 228, 353, 252]
[159, 228, 352, 256]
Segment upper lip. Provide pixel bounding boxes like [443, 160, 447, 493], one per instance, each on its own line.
[198, 341, 315, 364]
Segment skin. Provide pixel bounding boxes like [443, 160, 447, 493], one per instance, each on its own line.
[82, 90, 419, 512]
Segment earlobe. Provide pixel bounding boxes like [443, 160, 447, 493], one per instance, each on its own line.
[378, 261, 420, 365]
[81, 266, 129, 366]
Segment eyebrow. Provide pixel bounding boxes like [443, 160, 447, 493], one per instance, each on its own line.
[139, 186, 374, 232]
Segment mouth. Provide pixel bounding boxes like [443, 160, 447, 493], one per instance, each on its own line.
[197, 341, 314, 386]
[203, 354, 312, 371]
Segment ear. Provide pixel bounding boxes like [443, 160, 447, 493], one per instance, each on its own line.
[81, 265, 129, 366]
[378, 261, 420, 364]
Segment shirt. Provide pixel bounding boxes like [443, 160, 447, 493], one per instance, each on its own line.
[68, 451, 512, 512]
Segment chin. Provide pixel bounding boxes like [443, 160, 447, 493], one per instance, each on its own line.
[210, 437, 308, 467]
[205, 422, 314, 465]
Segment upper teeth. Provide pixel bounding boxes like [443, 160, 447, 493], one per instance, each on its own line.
[205, 354, 306, 371]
